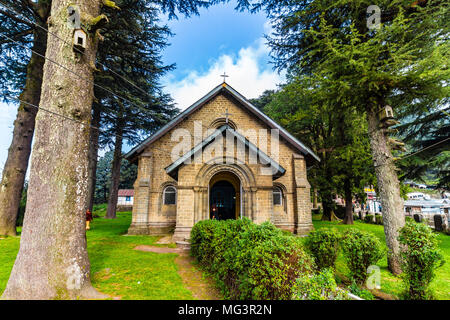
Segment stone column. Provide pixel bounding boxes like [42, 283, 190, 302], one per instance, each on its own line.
[293, 154, 313, 235]
[128, 152, 152, 235]
[202, 187, 209, 220]
[173, 186, 195, 241]
[193, 187, 200, 224]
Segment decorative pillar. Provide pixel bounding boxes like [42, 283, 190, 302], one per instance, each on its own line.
[173, 187, 195, 242]
[128, 152, 152, 235]
[293, 154, 313, 235]
[202, 187, 209, 220]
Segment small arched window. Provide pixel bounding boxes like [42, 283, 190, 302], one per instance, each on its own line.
[163, 186, 176, 205]
[273, 187, 283, 206]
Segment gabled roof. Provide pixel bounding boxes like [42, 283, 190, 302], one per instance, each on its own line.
[125, 82, 320, 163]
[118, 189, 134, 197]
[165, 124, 286, 180]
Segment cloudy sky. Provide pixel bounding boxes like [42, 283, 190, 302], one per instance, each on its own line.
[0, 2, 284, 170]
[161, 3, 285, 109]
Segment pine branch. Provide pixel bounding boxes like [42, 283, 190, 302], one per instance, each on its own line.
[0, 28, 33, 45]
[0, 7, 35, 29]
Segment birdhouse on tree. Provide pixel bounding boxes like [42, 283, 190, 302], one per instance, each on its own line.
[378, 105, 394, 121]
[378, 105, 399, 128]
[73, 29, 87, 53]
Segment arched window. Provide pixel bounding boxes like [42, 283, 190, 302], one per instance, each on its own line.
[163, 186, 176, 205]
[273, 187, 283, 206]
[209, 118, 237, 130]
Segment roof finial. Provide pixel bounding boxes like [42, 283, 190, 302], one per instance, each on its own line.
[220, 72, 229, 83]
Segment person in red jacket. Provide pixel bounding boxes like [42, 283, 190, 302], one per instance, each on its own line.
[86, 209, 93, 230]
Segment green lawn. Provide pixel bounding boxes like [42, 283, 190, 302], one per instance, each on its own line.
[1, 212, 448, 300]
[312, 215, 450, 300]
[0, 210, 193, 300]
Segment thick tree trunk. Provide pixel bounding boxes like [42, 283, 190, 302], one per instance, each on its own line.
[342, 178, 354, 225]
[105, 119, 123, 219]
[86, 107, 101, 212]
[2, 0, 107, 299]
[0, 26, 47, 237]
[366, 108, 405, 275]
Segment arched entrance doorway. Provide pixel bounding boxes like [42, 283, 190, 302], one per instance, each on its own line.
[209, 171, 241, 220]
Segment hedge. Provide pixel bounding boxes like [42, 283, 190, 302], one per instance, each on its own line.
[305, 228, 341, 270]
[341, 229, 384, 284]
[398, 220, 445, 299]
[190, 218, 314, 300]
[364, 214, 374, 224]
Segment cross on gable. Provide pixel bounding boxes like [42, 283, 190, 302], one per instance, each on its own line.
[220, 72, 229, 83]
[222, 108, 233, 124]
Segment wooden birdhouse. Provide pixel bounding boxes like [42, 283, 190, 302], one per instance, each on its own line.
[378, 105, 400, 128]
[378, 105, 394, 122]
[73, 29, 87, 53]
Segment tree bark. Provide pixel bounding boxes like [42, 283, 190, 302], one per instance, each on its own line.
[86, 106, 101, 212]
[2, 0, 107, 299]
[366, 108, 405, 275]
[0, 22, 47, 237]
[342, 178, 354, 224]
[105, 115, 124, 219]
[312, 188, 318, 209]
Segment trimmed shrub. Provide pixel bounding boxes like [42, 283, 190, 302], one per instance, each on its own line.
[293, 268, 349, 300]
[398, 220, 445, 300]
[190, 218, 314, 299]
[305, 228, 341, 270]
[364, 214, 374, 224]
[375, 215, 383, 225]
[341, 229, 384, 284]
[353, 214, 359, 221]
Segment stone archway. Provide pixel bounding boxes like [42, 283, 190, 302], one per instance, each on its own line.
[209, 171, 241, 220]
[194, 161, 256, 221]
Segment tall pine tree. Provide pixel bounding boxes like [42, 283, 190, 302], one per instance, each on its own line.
[259, 0, 449, 273]
[0, 0, 51, 236]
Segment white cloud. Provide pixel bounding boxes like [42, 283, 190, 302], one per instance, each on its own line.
[163, 36, 285, 110]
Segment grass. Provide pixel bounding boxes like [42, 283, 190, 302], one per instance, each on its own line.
[312, 215, 450, 300]
[0, 207, 192, 300]
[1, 209, 448, 300]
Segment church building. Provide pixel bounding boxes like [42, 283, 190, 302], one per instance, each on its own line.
[125, 82, 320, 241]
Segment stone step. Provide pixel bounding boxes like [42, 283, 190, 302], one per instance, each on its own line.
[176, 241, 191, 251]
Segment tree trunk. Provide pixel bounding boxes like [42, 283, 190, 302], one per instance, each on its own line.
[0, 25, 47, 237]
[366, 108, 405, 275]
[343, 178, 354, 224]
[105, 117, 124, 219]
[312, 188, 318, 209]
[321, 193, 340, 221]
[86, 106, 101, 212]
[2, 0, 107, 299]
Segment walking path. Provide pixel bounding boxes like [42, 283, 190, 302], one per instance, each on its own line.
[134, 238, 221, 300]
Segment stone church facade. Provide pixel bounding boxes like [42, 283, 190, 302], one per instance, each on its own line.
[126, 83, 320, 241]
